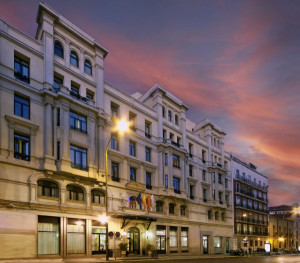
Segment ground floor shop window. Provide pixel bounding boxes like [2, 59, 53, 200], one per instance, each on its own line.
[67, 218, 86, 254]
[181, 227, 188, 247]
[92, 224, 106, 254]
[156, 225, 166, 254]
[214, 237, 221, 248]
[170, 226, 178, 247]
[38, 216, 60, 255]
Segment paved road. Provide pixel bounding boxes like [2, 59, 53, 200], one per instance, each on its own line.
[117, 255, 300, 263]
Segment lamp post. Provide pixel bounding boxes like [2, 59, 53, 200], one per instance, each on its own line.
[104, 119, 129, 261]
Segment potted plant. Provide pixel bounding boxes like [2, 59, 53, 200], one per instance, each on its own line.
[119, 242, 127, 257]
[146, 243, 153, 256]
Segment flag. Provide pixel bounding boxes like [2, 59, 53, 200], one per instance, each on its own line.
[151, 195, 155, 211]
[146, 194, 151, 211]
[136, 193, 142, 210]
[142, 194, 147, 210]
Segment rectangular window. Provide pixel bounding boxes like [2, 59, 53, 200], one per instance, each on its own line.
[145, 121, 151, 138]
[189, 165, 193, 177]
[111, 162, 119, 182]
[165, 153, 168, 166]
[218, 192, 223, 203]
[14, 55, 29, 83]
[57, 108, 60, 126]
[172, 155, 180, 168]
[111, 103, 119, 121]
[86, 90, 94, 100]
[67, 218, 85, 254]
[70, 145, 87, 171]
[145, 147, 151, 162]
[57, 141, 60, 160]
[218, 174, 222, 184]
[225, 178, 228, 188]
[111, 133, 118, 150]
[129, 141, 136, 156]
[203, 189, 207, 202]
[70, 111, 87, 133]
[189, 185, 194, 199]
[14, 94, 30, 119]
[212, 172, 215, 183]
[146, 172, 152, 189]
[181, 228, 188, 247]
[70, 84, 80, 98]
[202, 170, 206, 181]
[165, 175, 168, 188]
[212, 189, 215, 200]
[214, 237, 221, 248]
[173, 177, 180, 193]
[38, 216, 60, 255]
[188, 143, 193, 157]
[129, 112, 136, 131]
[175, 114, 179, 125]
[53, 76, 62, 93]
[202, 150, 206, 163]
[170, 227, 177, 247]
[14, 133, 30, 161]
[130, 167, 136, 181]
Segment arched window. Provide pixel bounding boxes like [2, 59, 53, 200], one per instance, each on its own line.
[129, 196, 136, 209]
[215, 211, 219, 220]
[156, 201, 163, 213]
[84, 60, 92, 75]
[70, 51, 79, 67]
[38, 180, 59, 197]
[54, 41, 64, 58]
[91, 189, 105, 204]
[67, 185, 84, 201]
[169, 203, 175, 214]
[180, 205, 186, 216]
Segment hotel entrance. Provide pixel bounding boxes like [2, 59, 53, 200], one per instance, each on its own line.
[128, 227, 140, 254]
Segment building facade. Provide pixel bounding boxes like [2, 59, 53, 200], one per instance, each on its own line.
[269, 205, 300, 252]
[231, 156, 269, 251]
[0, 3, 233, 261]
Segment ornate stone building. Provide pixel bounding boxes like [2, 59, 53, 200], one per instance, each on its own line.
[0, 3, 233, 260]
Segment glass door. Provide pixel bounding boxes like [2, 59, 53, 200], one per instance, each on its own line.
[156, 226, 166, 254]
[92, 226, 106, 254]
[128, 227, 140, 254]
[203, 235, 208, 254]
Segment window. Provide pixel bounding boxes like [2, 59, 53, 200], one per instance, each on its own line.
[212, 172, 215, 183]
[129, 112, 136, 131]
[38, 180, 59, 198]
[156, 201, 163, 212]
[165, 153, 168, 166]
[208, 210, 212, 220]
[70, 51, 79, 67]
[53, 76, 63, 93]
[172, 155, 180, 168]
[146, 172, 152, 189]
[218, 174, 222, 184]
[84, 60, 92, 75]
[111, 133, 118, 150]
[189, 165, 193, 177]
[212, 189, 215, 200]
[162, 106, 165, 118]
[169, 203, 175, 214]
[145, 147, 151, 162]
[188, 144, 193, 157]
[70, 111, 87, 133]
[170, 227, 177, 247]
[181, 228, 188, 247]
[202, 150, 206, 163]
[236, 223, 241, 234]
[67, 218, 85, 254]
[214, 237, 221, 248]
[173, 177, 180, 194]
[86, 90, 94, 100]
[215, 211, 219, 220]
[168, 110, 172, 122]
[218, 191, 223, 204]
[57, 108, 60, 126]
[180, 205, 186, 216]
[14, 133, 30, 161]
[14, 94, 30, 119]
[165, 175, 168, 188]
[203, 189, 207, 202]
[202, 170, 206, 181]
[129, 141, 136, 156]
[57, 141, 60, 160]
[38, 216, 60, 255]
[221, 212, 225, 221]
[175, 114, 178, 125]
[190, 185, 194, 199]
[67, 185, 84, 201]
[70, 84, 80, 98]
[111, 103, 119, 121]
[145, 121, 151, 138]
[163, 129, 166, 139]
[91, 189, 105, 204]
[14, 55, 29, 83]
[111, 162, 119, 182]
[54, 41, 64, 58]
[225, 178, 228, 188]
[70, 145, 87, 171]
[236, 196, 241, 205]
[130, 167, 136, 181]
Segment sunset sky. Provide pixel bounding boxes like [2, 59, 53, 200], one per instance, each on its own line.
[1, 0, 299, 206]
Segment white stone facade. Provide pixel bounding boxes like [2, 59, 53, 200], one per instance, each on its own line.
[0, 3, 233, 260]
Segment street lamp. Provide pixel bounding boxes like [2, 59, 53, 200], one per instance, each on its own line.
[104, 119, 129, 261]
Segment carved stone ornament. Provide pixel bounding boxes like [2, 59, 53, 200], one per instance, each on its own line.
[125, 181, 145, 192]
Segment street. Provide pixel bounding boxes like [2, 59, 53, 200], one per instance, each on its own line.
[117, 255, 300, 263]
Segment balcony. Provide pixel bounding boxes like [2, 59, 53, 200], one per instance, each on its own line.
[174, 189, 181, 194]
[112, 176, 120, 182]
[207, 162, 227, 171]
[145, 133, 151, 139]
[235, 174, 268, 192]
[71, 163, 88, 171]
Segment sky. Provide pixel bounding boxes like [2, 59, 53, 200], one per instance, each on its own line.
[1, 0, 299, 206]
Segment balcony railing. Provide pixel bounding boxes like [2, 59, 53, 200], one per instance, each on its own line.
[112, 176, 120, 182]
[235, 174, 268, 191]
[146, 184, 152, 190]
[174, 189, 181, 194]
[71, 163, 88, 171]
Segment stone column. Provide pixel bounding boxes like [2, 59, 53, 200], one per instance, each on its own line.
[44, 99, 53, 156]
[79, 48, 84, 75]
[61, 102, 70, 161]
[65, 39, 70, 68]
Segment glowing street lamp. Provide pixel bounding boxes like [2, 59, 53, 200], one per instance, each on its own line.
[104, 119, 129, 261]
